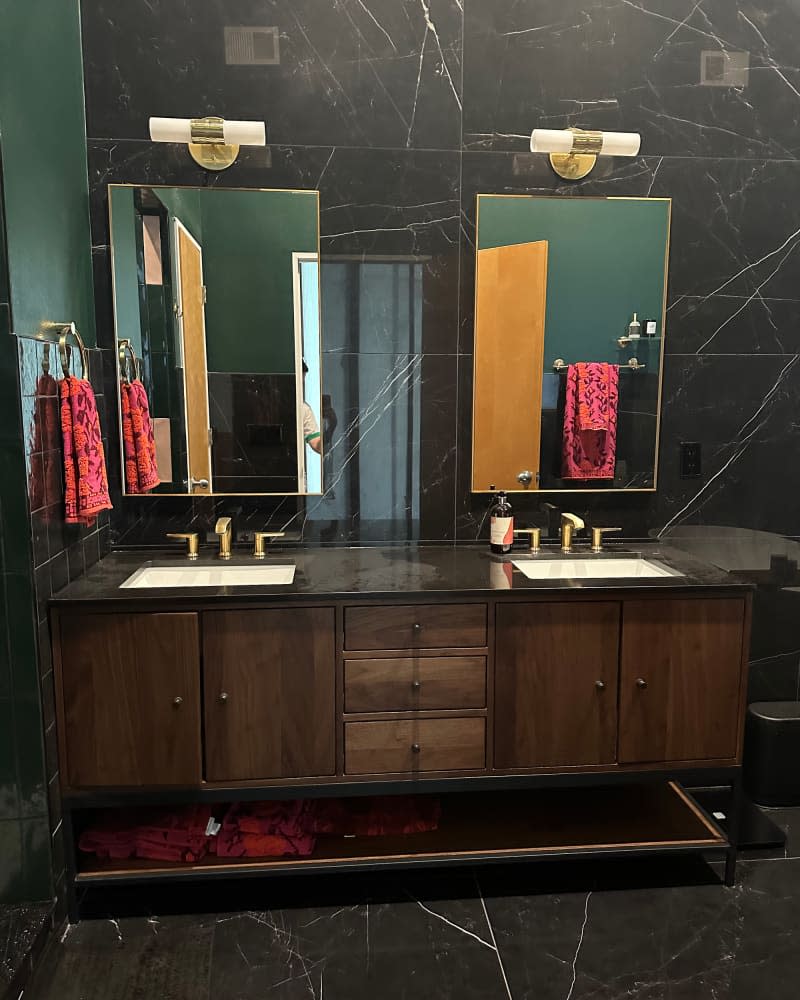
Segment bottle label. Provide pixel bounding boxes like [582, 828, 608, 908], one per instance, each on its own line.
[490, 516, 513, 546]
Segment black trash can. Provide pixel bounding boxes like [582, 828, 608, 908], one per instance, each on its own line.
[744, 701, 800, 806]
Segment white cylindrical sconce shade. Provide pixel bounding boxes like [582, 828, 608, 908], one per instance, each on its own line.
[530, 128, 641, 157]
[221, 120, 266, 146]
[149, 117, 193, 143]
[149, 117, 266, 146]
[598, 131, 641, 156]
[530, 129, 574, 154]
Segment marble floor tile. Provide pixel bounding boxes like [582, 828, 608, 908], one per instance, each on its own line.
[25, 831, 800, 1000]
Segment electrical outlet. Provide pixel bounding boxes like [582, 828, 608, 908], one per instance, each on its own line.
[680, 442, 702, 479]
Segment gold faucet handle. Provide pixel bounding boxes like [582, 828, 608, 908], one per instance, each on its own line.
[253, 531, 285, 559]
[591, 526, 623, 552]
[514, 528, 541, 554]
[166, 532, 200, 560]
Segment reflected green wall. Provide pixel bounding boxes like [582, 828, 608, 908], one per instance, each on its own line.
[110, 187, 319, 375]
[109, 187, 142, 355]
[477, 196, 670, 367]
[0, 0, 95, 343]
[201, 190, 318, 373]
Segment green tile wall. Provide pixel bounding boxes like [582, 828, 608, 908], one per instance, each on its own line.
[0, 0, 99, 909]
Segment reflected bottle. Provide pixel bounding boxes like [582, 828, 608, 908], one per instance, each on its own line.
[489, 490, 514, 555]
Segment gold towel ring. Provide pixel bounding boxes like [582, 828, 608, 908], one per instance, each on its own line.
[58, 323, 89, 380]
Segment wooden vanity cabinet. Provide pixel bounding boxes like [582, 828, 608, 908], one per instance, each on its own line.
[494, 596, 748, 771]
[52, 591, 748, 793]
[494, 602, 621, 769]
[618, 598, 747, 764]
[56, 613, 202, 788]
[203, 608, 336, 781]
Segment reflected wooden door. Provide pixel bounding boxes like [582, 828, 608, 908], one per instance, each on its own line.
[175, 220, 212, 494]
[472, 240, 548, 492]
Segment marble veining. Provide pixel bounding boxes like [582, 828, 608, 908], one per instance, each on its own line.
[24, 835, 800, 999]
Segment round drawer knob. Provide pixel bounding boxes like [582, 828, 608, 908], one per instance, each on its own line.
[636, 678, 648, 690]
[219, 692, 229, 704]
[595, 680, 606, 691]
[413, 623, 423, 632]
[411, 743, 421, 754]
[172, 696, 183, 707]
[411, 680, 422, 691]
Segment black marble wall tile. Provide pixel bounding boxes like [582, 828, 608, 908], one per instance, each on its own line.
[463, 0, 800, 159]
[82, 0, 463, 151]
[208, 371, 298, 493]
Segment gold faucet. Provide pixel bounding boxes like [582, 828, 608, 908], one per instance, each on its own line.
[165, 532, 199, 560]
[253, 531, 285, 559]
[215, 517, 233, 560]
[560, 512, 585, 553]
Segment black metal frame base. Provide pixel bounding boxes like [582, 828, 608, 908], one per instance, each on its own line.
[62, 766, 743, 921]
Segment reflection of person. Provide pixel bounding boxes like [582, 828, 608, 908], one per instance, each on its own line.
[302, 360, 321, 454]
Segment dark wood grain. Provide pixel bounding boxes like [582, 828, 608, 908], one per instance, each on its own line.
[344, 604, 487, 651]
[344, 656, 487, 712]
[619, 598, 746, 764]
[58, 613, 202, 788]
[344, 718, 486, 774]
[203, 608, 336, 781]
[494, 602, 621, 769]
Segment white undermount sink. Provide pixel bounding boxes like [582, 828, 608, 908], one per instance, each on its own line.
[120, 563, 296, 589]
[511, 557, 682, 581]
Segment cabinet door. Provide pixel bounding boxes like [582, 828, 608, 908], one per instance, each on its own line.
[495, 602, 620, 768]
[619, 599, 746, 764]
[57, 613, 202, 788]
[203, 608, 336, 781]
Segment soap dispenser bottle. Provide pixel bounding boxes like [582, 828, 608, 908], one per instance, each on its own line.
[489, 490, 514, 555]
[627, 313, 641, 340]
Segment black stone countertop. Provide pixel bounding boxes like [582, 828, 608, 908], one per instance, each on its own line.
[49, 543, 750, 607]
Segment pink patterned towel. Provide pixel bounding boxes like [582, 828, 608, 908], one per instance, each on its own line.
[121, 379, 160, 493]
[562, 362, 619, 480]
[59, 375, 113, 524]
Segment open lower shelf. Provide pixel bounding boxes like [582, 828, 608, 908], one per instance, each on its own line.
[75, 783, 725, 884]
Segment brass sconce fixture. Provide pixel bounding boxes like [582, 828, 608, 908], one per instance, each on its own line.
[530, 127, 641, 180]
[148, 116, 266, 171]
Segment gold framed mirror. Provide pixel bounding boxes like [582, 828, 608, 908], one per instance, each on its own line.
[472, 195, 671, 494]
[109, 183, 323, 497]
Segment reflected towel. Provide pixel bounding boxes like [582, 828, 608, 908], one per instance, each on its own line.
[121, 379, 160, 493]
[562, 362, 619, 480]
[28, 373, 60, 514]
[59, 375, 113, 525]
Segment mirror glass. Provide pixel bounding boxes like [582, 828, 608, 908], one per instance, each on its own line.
[109, 184, 322, 496]
[472, 195, 670, 493]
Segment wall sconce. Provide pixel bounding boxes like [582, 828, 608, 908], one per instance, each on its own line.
[148, 116, 266, 171]
[530, 127, 641, 181]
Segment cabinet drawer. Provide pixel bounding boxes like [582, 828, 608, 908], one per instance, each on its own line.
[345, 718, 486, 774]
[344, 604, 487, 651]
[345, 656, 487, 712]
